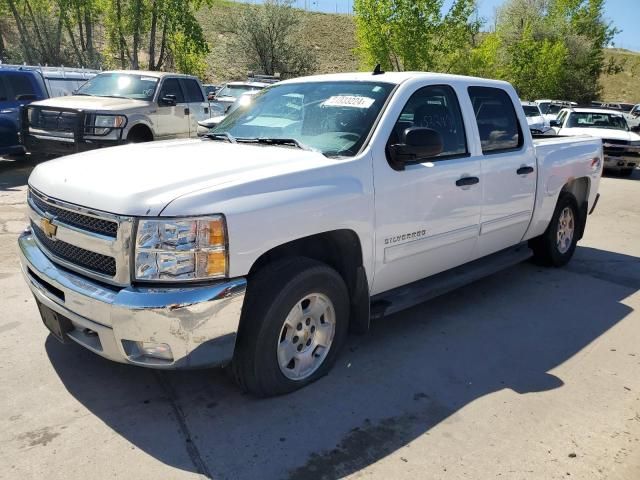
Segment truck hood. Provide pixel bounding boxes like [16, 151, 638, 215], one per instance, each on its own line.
[28, 139, 336, 216]
[526, 115, 547, 130]
[561, 127, 640, 141]
[31, 95, 149, 111]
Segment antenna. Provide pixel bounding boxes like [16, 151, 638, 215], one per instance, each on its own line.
[372, 64, 384, 75]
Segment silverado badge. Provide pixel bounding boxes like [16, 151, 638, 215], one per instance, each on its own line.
[40, 217, 57, 239]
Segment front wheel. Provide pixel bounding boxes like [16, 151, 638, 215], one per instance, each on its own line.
[231, 257, 350, 397]
[530, 193, 579, 267]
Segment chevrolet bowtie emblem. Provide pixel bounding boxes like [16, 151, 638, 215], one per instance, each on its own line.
[40, 217, 58, 239]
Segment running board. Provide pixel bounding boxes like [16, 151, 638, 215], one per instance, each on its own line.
[370, 243, 533, 320]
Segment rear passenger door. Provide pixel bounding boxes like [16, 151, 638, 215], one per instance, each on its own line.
[180, 78, 210, 136]
[468, 86, 536, 259]
[155, 77, 190, 139]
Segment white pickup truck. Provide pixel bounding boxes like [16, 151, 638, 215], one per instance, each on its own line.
[19, 72, 603, 396]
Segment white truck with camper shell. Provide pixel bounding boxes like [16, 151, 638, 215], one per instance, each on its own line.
[19, 71, 603, 396]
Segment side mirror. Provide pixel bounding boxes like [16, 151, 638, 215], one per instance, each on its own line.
[549, 120, 560, 128]
[159, 94, 177, 106]
[388, 127, 443, 169]
[207, 93, 215, 101]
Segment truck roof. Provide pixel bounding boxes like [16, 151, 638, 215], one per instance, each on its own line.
[103, 70, 200, 79]
[277, 71, 514, 88]
[566, 107, 626, 115]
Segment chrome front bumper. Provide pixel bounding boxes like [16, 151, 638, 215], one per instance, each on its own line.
[19, 231, 247, 369]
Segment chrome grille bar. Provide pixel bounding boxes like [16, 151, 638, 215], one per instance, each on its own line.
[27, 187, 134, 286]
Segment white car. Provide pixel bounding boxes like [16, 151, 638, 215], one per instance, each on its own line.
[535, 99, 577, 123]
[19, 71, 603, 396]
[521, 101, 554, 135]
[552, 107, 640, 176]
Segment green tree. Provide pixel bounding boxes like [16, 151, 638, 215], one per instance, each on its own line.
[353, 0, 480, 72]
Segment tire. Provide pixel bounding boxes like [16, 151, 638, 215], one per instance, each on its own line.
[231, 257, 350, 397]
[530, 193, 580, 267]
[620, 168, 634, 177]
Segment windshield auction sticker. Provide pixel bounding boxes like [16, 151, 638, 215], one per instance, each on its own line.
[322, 96, 375, 109]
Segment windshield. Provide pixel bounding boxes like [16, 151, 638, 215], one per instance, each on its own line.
[209, 81, 394, 157]
[547, 104, 564, 115]
[76, 73, 158, 100]
[523, 105, 541, 117]
[566, 112, 629, 131]
[216, 84, 263, 98]
[538, 102, 550, 114]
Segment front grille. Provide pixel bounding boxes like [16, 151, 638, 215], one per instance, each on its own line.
[32, 221, 116, 277]
[30, 192, 118, 238]
[28, 107, 80, 133]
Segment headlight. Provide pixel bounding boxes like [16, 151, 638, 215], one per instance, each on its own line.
[89, 114, 127, 135]
[134, 216, 227, 282]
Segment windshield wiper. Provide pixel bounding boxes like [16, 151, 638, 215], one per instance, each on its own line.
[238, 137, 315, 152]
[206, 131, 237, 143]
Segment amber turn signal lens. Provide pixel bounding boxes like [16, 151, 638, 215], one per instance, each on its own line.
[209, 219, 225, 246]
[206, 250, 226, 276]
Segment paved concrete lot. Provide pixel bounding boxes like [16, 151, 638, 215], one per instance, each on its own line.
[1, 156, 639, 480]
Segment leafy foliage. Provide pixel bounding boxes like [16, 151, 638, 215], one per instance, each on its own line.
[353, 0, 480, 72]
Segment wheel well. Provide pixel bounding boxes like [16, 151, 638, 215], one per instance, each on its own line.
[561, 177, 590, 239]
[126, 124, 153, 142]
[248, 230, 371, 333]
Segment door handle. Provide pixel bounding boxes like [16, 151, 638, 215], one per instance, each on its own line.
[204, 107, 209, 114]
[456, 176, 479, 187]
[184, 107, 190, 115]
[517, 166, 534, 175]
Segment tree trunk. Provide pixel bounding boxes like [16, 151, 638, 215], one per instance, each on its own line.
[115, 0, 128, 68]
[24, 0, 49, 61]
[148, 0, 159, 69]
[76, 4, 86, 51]
[7, 0, 35, 63]
[65, 16, 85, 66]
[84, 6, 94, 66]
[156, 8, 169, 70]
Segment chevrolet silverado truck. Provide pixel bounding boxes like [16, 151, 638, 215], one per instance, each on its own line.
[19, 72, 603, 397]
[21, 70, 211, 156]
[552, 106, 640, 176]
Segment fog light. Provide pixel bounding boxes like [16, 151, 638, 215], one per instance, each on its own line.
[137, 341, 173, 361]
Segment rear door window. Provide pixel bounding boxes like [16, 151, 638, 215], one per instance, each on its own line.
[159, 78, 185, 104]
[468, 86, 523, 154]
[181, 79, 204, 102]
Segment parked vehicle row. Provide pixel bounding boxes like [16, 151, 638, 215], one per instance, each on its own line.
[521, 101, 554, 135]
[19, 71, 603, 396]
[0, 64, 98, 156]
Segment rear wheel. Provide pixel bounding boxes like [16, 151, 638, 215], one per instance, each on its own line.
[531, 193, 579, 267]
[231, 257, 349, 397]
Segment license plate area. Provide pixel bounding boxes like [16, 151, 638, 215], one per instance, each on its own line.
[36, 300, 73, 343]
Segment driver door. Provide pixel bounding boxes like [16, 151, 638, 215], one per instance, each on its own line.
[155, 77, 190, 139]
[371, 84, 482, 295]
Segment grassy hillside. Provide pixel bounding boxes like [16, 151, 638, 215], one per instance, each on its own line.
[200, 0, 359, 83]
[601, 49, 640, 103]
